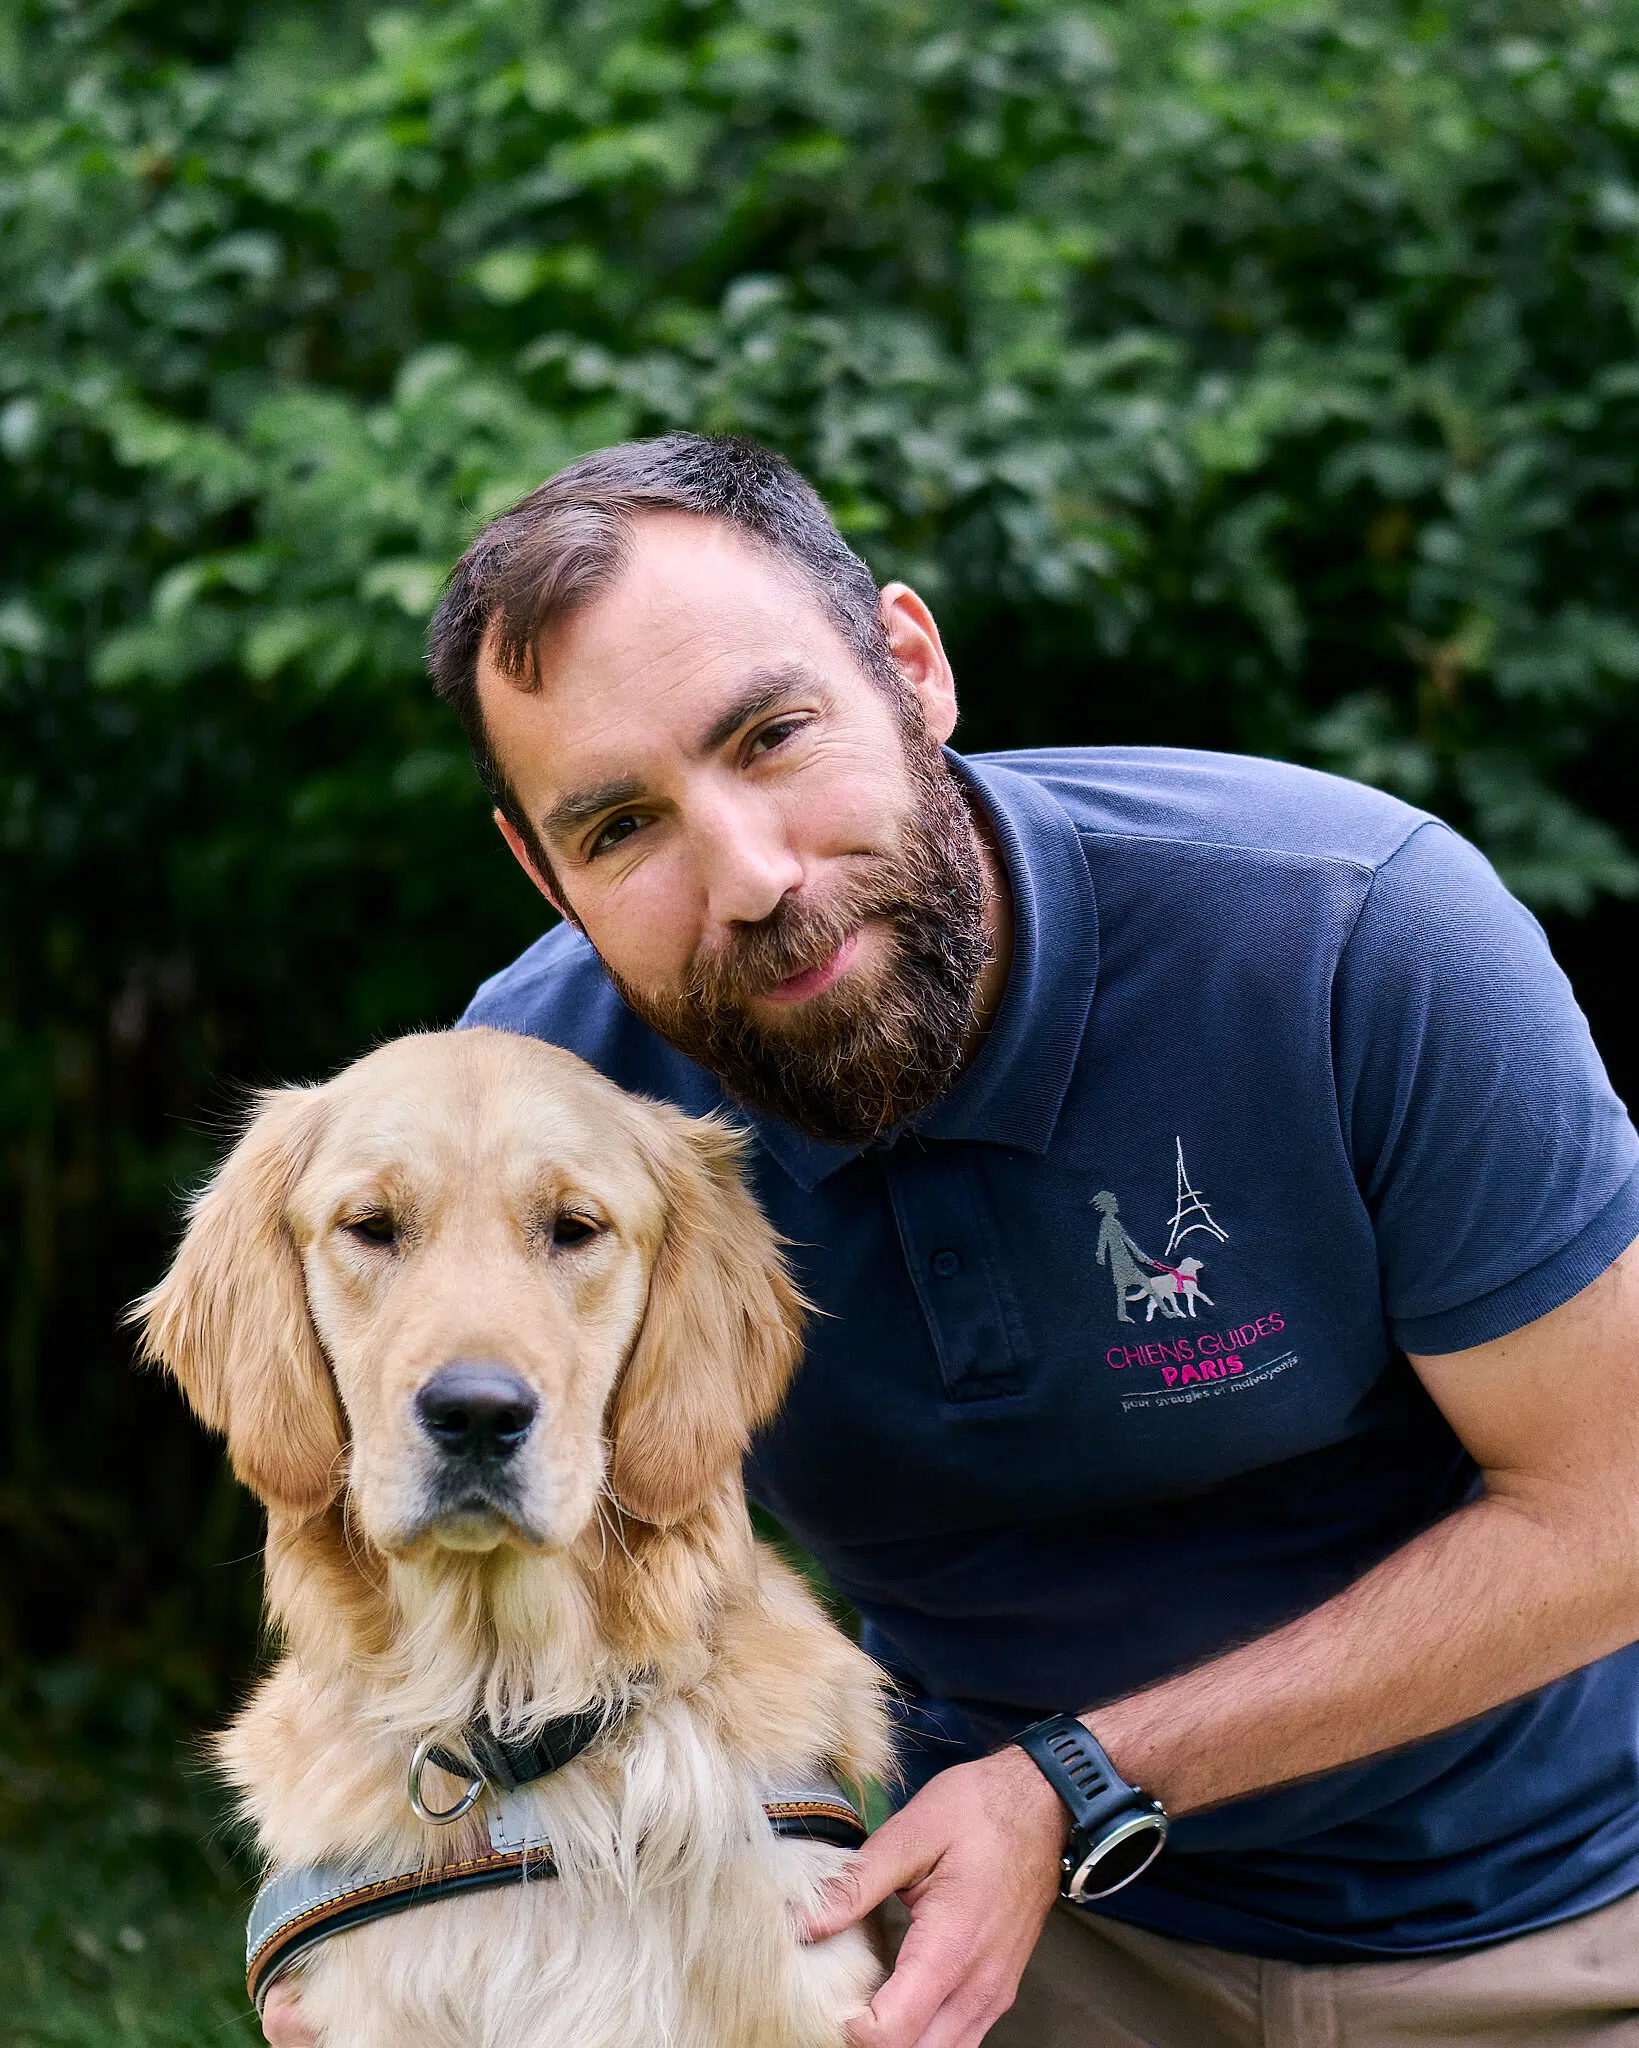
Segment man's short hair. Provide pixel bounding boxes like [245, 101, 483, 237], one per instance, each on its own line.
[425, 433, 896, 868]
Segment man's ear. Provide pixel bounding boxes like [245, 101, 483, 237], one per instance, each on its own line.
[130, 1086, 345, 1517]
[608, 1112, 805, 1528]
[879, 581, 958, 743]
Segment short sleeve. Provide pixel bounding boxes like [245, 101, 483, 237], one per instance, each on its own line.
[1332, 821, 1639, 1355]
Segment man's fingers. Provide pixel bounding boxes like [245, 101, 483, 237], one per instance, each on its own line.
[802, 1818, 939, 1940]
[850, 1993, 1008, 2048]
[860, 1983, 1015, 2048]
[844, 1948, 950, 2045]
[827, 1750, 1066, 2046]
[844, 1900, 999, 2048]
[260, 1981, 319, 2048]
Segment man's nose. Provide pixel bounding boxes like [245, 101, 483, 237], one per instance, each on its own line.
[694, 791, 805, 930]
[415, 1362, 538, 1459]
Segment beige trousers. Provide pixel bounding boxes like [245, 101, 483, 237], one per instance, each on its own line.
[977, 1888, 1639, 2046]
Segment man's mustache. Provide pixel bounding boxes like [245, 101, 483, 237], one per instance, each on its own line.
[686, 868, 887, 1006]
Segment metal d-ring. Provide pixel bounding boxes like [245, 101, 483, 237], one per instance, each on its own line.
[408, 1733, 484, 1826]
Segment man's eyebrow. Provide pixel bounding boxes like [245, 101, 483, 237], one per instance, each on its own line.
[697, 665, 818, 755]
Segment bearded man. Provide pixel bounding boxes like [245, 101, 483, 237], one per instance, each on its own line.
[265, 434, 1639, 2046]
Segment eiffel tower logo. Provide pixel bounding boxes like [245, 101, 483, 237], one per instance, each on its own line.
[1164, 1137, 1229, 1256]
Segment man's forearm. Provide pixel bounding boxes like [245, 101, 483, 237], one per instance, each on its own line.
[1088, 1479, 1639, 1817]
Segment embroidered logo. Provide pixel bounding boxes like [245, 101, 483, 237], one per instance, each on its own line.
[1094, 1139, 1227, 1325]
[1094, 1142, 1295, 1408]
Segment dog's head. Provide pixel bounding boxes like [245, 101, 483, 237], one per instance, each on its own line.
[133, 1029, 803, 1553]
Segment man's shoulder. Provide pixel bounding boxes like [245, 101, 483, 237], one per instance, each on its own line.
[460, 923, 723, 1111]
[464, 921, 601, 1027]
[978, 745, 1432, 876]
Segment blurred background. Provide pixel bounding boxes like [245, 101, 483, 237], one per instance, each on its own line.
[5, 0, 1639, 2036]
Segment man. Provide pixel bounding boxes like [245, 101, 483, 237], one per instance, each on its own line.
[265, 433, 1639, 2045]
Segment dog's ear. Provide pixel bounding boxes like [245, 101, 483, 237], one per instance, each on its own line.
[131, 1085, 344, 1517]
[610, 1113, 804, 1528]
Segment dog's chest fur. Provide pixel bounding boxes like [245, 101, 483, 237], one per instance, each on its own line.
[227, 1537, 891, 2048]
[276, 1707, 882, 2048]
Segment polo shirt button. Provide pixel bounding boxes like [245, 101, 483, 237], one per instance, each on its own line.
[930, 1248, 962, 1278]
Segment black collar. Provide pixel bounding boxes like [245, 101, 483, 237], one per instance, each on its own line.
[428, 1701, 620, 1793]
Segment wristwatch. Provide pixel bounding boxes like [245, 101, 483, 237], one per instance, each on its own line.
[1012, 1715, 1169, 1903]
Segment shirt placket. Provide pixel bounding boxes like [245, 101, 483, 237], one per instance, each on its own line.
[883, 1144, 1027, 1401]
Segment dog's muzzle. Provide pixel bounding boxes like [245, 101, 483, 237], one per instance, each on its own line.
[411, 1362, 541, 1540]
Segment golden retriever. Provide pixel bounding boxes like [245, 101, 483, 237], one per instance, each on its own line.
[136, 1026, 891, 2048]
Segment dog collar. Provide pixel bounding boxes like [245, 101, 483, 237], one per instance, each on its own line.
[245, 1777, 868, 2012]
[418, 1701, 621, 1808]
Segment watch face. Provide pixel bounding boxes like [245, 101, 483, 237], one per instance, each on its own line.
[1065, 1811, 1168, 1902]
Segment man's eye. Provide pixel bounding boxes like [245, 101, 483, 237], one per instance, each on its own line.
[344, 1211, 397, 1247]
[588, 814, 645, 858]
[747, 717, 806, 758]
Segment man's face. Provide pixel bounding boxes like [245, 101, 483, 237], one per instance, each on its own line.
[476, 513, 993, 1144]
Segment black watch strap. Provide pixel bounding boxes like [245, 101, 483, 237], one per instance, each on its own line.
[1013, 1714, 1168, 1902]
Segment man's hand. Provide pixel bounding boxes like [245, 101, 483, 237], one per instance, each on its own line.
[260, 1982, 317, 2048]
[803, 1745, 1068, 2048]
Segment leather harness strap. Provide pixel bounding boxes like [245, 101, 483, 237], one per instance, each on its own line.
[246, 1792, 868, 2011]
[247, 1841, 559, 2011]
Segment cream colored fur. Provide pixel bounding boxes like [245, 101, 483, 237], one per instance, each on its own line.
[135, 1028, 891, 2048]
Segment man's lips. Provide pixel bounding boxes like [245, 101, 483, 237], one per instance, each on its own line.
[761, 929, 861, 1006]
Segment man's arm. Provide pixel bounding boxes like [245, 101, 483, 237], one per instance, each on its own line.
[806, 1236, 1639, 2048]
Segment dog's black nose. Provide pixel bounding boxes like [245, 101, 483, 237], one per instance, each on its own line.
[416, 1363, 537, 1458]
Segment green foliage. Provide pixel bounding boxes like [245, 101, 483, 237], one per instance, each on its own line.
[0, 1664, 257, 2044]
[9, 0, 1639, 1650]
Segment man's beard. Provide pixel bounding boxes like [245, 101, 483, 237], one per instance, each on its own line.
[607, 729, 991, 1146]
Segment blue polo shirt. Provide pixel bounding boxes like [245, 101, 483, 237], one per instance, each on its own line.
[463, 746, 1639, 1961]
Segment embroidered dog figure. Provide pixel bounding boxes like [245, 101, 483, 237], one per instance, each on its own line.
[1142, 1257, 1214, 1321]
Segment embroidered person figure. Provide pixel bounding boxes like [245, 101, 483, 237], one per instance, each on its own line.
[1093, 1190, 1182, 1323]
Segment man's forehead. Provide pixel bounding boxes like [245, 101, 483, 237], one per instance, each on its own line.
[483, 512, 826, 695]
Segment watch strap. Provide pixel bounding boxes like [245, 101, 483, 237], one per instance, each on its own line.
[1014, 1715, 1144, 1837]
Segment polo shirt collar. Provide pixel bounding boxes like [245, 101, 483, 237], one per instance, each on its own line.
[749, 751, 1100, 1189]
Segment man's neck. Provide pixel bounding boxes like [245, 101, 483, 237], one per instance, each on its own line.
[964, 805, 1015, 1060]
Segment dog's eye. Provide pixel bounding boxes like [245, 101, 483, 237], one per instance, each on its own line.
[551, 1212, 600, 1248]
[344, 1211, 397, 1247]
